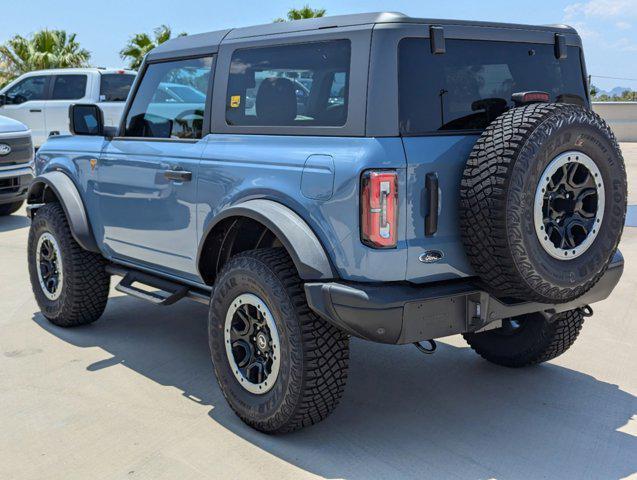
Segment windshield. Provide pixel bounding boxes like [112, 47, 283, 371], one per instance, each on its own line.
[398, 39, 588, 134]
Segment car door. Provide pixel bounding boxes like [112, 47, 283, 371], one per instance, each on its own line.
[45, 74, 89, 137]
[94, 56, 214, 280]
[0, 75, 49, 146]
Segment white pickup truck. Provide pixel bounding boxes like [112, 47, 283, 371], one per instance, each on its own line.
[0, 68, 136, 147]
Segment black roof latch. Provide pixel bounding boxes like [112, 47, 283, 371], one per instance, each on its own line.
[555, 33, 567, 59]
[430, 26, 445, 55]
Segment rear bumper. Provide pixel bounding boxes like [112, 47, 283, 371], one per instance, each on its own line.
[305, 250, 624, 344]
[0, 165, 33, 205]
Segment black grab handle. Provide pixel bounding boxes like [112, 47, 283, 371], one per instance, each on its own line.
[425, 173, 439, 236]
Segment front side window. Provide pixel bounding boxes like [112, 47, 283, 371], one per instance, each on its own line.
[124, 57, 212, 139]
[226, 40, 351, 127]
[51, 75, 87, 100]
[5, 76, 48, 104]
[398, 39, 588, 134]
[100, 74, 136, 102]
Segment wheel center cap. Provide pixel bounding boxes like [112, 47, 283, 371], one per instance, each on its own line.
[256, 332, 269, 352]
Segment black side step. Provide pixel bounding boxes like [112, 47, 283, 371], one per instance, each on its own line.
[106, 265, 210, 306]
[115, 272, 188, 306]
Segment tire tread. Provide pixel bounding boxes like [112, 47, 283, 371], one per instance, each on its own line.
[463, 309, 585, 367]
[28, 202, 109, 326]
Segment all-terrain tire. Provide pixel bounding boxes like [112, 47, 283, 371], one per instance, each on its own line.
[463, 309, 585, 368]
[28, 202, 110, 327]
[208, 248, 349, 434]
[459, 103, 626, 303]
[0, 200, 24, 216]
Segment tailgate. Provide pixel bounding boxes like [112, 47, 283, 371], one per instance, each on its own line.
[402, 135, 477, 283]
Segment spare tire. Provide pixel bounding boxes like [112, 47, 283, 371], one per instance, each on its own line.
[459, 103, 626, 304]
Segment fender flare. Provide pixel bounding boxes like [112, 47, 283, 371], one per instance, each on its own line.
[198, 199, 337, 280]
[27, 171, 99, 252]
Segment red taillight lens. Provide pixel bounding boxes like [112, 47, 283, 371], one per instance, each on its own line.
[361, 170, 398, 248]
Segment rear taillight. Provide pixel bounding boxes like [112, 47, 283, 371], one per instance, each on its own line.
[361, 170, 398, 249]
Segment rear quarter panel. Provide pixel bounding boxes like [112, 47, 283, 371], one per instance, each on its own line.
[198, 134, 409, 282]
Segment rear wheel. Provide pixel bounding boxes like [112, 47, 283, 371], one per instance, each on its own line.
[28, 203, 110, 327]
[463, 309, 585, 367]
[208, 248, 349, 433]
[0, 200, 23, 216]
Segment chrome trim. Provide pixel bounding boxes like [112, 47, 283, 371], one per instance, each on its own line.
[0, 166, 33, 179]
[0, 130, 31, 140]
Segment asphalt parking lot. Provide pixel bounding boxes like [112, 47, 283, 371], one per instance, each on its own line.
[1, 144, 636, 480]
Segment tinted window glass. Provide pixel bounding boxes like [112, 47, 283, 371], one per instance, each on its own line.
[124, 57, 212, 139]
[51, 75, 87, 100]
[5, 76, 48, 104]
[226, 40, 351, 127]
[100, 74, 135, 101]
[151, 83, 207, 103]
[399, 39, 587, 134]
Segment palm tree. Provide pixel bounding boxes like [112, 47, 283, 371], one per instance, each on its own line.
[274, 5, 326, 22]
[0, 59, 12, 88]
[120, 25, 186, 70]
[0, 30, 90, 85]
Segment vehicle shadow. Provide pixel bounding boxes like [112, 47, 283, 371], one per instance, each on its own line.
[33, 296, 637, 480]
[0, 213, 29, 232]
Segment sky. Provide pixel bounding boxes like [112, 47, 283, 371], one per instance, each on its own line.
[1, 0, 636, 91]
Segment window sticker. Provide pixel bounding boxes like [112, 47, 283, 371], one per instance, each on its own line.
[230, 95, 241, 108]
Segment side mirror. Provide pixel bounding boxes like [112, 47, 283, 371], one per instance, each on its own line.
[0, 94, 6, 107]
[69, 104, 105, 136]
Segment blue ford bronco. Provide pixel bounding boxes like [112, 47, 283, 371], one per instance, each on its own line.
[26, 12, 627, 433]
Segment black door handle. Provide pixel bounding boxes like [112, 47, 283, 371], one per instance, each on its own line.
[29, 109, 42, 113]
[164, 170, 192, 182]
[425, 172, 439, 236]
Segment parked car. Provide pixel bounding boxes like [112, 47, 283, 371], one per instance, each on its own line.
[26, 12, 627, 434]
[0, 115, 33, 216]
[0, 68, 136, 148]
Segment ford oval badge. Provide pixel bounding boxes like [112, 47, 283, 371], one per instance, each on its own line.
[419, 250, 444, 263]
[0, 143, 11, 156]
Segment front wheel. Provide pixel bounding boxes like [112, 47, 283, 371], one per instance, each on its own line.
[463, 309, 585, 367]
[208, 248, 349, 433]
[28, 203, 110, 327]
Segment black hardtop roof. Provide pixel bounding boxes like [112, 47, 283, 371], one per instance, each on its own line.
[146, 11, 577, 61]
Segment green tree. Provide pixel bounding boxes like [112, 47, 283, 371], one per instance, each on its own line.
[120, 25, 186, 70]
[274, 5, 326, 22]
[0, 29, 90, 86]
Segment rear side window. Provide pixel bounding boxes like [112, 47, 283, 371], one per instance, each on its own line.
[398, 39, 587, 134]
[124, 57, 212, 139]
[51, 75, 87, 100]
[100, 74, 135, 102]
[226, 40, 351, 127]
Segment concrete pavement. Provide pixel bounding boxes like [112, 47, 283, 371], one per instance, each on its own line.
[1, 145, 636, 480]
